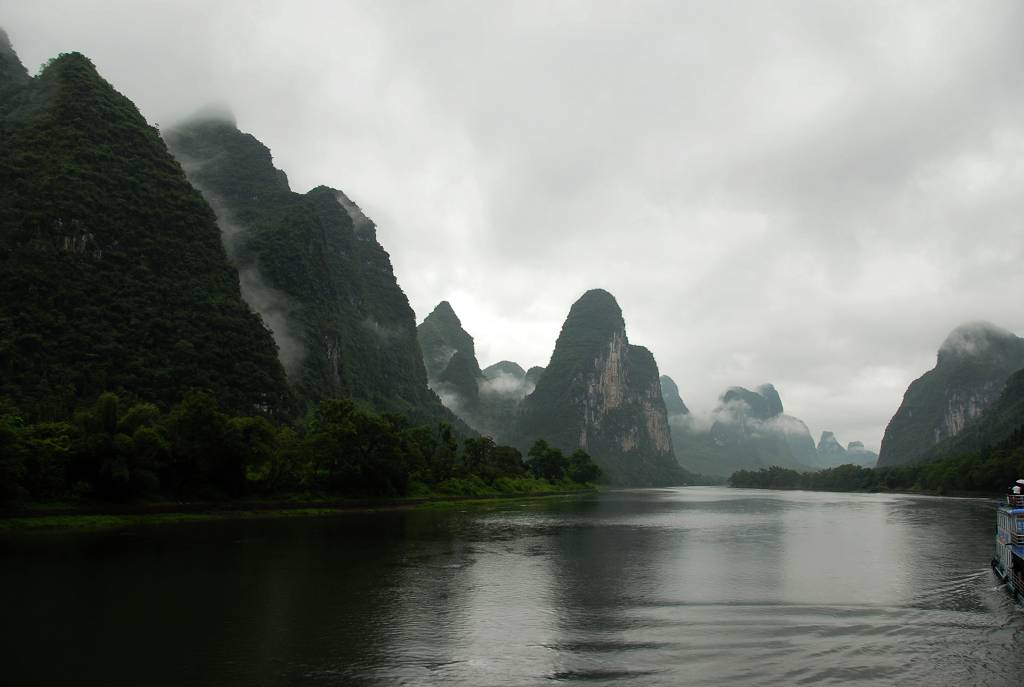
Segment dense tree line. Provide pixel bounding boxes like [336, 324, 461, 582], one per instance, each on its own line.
[730, 441, 1024, 495]
[0, 392, 602, 506]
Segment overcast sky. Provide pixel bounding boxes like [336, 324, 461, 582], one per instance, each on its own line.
[5, 1, 1024, 449]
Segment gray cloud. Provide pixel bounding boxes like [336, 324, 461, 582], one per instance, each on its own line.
[7, 1, 1024, 449]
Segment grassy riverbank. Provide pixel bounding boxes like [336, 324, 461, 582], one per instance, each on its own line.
[0, 482, 598, 533]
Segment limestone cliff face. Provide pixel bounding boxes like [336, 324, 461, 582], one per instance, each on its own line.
[878, 321, 1024, 467]
[920, 366, 1024, 462]
[518, 289, 681, 486]
[939, 387, 1001, 439]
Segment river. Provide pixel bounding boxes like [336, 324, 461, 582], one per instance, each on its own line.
[1, 487, 1020, 685]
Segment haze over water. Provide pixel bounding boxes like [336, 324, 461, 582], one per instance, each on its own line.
[2, 488, 1021, 686]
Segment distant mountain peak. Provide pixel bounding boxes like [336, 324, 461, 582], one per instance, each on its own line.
[660, 374, 690, 416]
[817, 431, 844, 452]
[879, 320, 1024, 466]
[578, 287, 618, 307]
[720, 385, 783, 420]
[427, 300, 461, 324]
[482, 361, 526, 380]
[938, 321, 1020, 362]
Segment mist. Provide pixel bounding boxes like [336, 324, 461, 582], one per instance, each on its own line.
[173, 151, 307, 377]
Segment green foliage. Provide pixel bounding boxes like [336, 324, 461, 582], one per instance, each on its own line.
[0, 51, 291, 420]
[527, 440, 565, 481]
[567, 448, 603, 484]
[0, 392, 590, 507]
[526, 440, 602, 484]
[730, 438, 1024, 495]
[162, 119, 459, 430]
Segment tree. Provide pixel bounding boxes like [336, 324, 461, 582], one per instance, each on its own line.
[527, 440, 567, 482]
[567, 448, 602, 484]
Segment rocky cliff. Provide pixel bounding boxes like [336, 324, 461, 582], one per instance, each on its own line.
[919, 366, 1024, 462]
[817, 431, 847, 464]
[416, 303, 532, 441]
[845, 441, 879, 467]
[417, 301, 485, 418]
[0, 43, 291, 417]
[660, 375, 690, 416]
[517, 289, 682, 485]
[877, 322, 1024, 467]
[164, 116, 456, 426]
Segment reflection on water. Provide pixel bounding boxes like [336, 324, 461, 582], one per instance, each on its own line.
[1, 488, 1021, 686]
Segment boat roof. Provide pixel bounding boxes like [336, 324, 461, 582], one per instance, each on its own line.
[998, 506, 1024, 515]
[1012, 545, 1024, 559]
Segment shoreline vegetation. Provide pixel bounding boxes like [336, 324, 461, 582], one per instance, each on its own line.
[0, 391, 605, 532]
[0, 487, 598, 533]
[728, 440, 1024, 498]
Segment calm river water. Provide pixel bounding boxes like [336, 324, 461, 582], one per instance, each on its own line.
[1, 488, 1021, 686]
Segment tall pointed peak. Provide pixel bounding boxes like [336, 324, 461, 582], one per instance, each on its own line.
[557, 288, 626, 346]
[418, 300, 478, 382]
[572, 288, 622, 318]
[427, 300, 461, 325]
[817, 431, 844, 450]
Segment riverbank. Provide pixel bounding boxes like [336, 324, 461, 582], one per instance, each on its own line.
[0, 487, 598, 533]
[729, 484, 1000, 500]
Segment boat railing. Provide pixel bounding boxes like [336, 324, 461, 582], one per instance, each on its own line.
[1006, 495, 1024, 508]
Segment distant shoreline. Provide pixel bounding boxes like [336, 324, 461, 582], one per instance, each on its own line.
[726, 485, 999, 500]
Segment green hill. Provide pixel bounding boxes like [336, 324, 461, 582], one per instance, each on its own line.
[878, 322, 1024, 466]
[0, 45, 290, 419]
[517, 289, 684, 485]
[164, 116, 457, 427]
